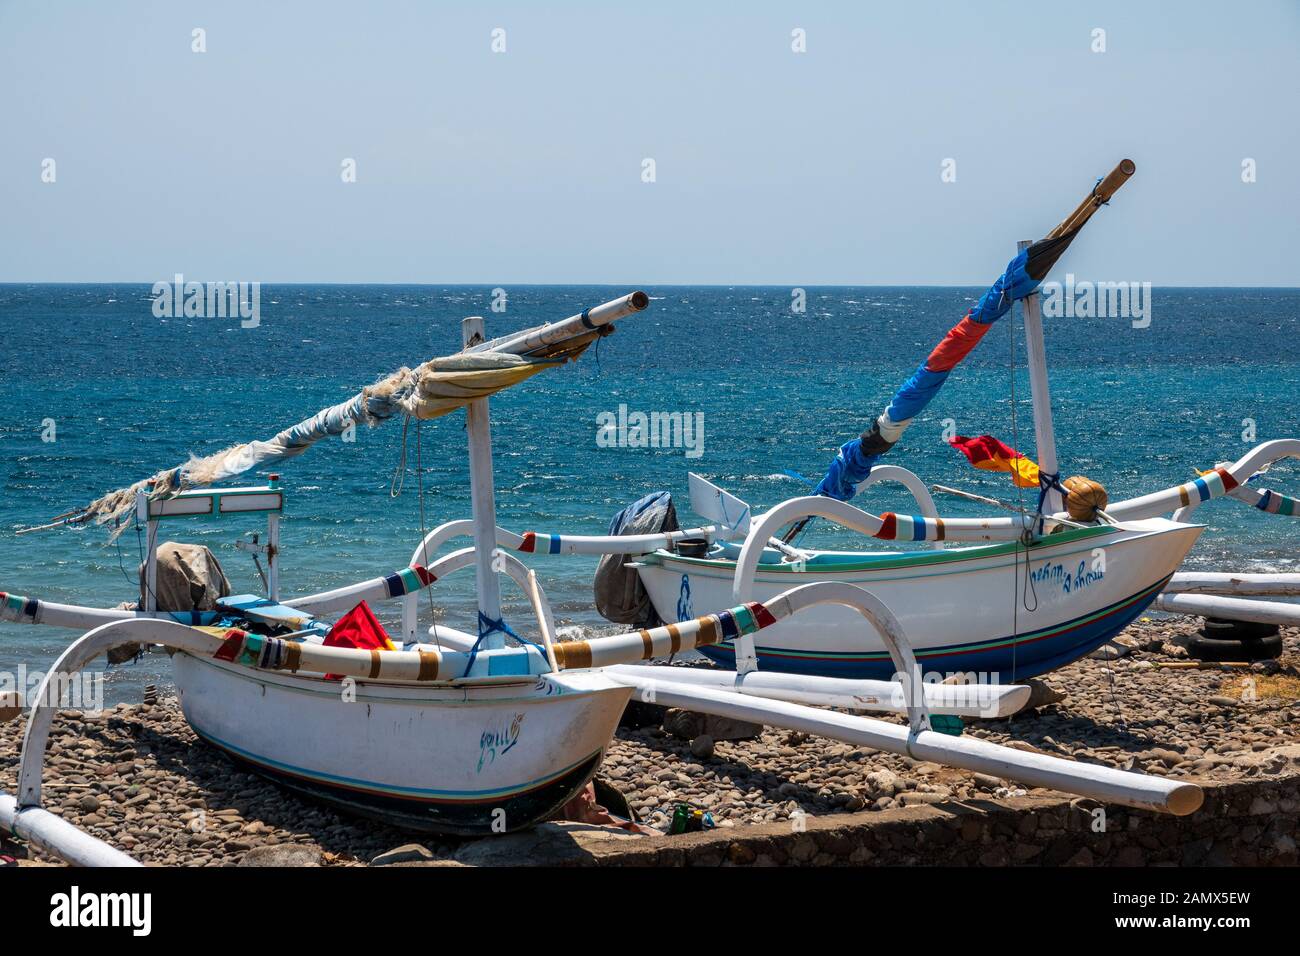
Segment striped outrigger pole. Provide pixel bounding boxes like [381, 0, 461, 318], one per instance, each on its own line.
[550, 601, 777, 670]
[211, 628, 445, 682]
[517, 532, 564, 554]
[0, 592, 38, 623]
[873, 513, 946, 542]
[1177, 467, 1239, 508]
[1255, 488, 1300, 516]
[386, 564, 436, 597]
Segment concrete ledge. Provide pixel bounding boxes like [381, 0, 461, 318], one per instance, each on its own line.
[431, 773, 1300, 867]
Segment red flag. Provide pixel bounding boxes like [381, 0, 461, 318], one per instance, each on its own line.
[948, 434, 1041, 489]
[323, 601, 394, 680]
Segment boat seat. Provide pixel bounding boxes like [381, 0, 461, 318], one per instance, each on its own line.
[217, 594, 316, 632]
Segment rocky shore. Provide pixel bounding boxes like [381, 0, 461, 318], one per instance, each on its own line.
[3, 616, 1297, 866]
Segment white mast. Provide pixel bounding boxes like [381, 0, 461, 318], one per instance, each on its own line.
[1018, 239, 1064, 514]
[462, 316, 505, 648]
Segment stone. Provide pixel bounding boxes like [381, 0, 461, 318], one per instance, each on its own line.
[1064, 847, 1095, 867]
[77, 795, 101, 813]
[900, 792, 948, 806]
[1019, 679, 1066, 710]
[1114, 846, 1146, 867]
[726, 842, 756, 865]
[1148, 748, 1185, 768]
[454, 822, 648, 866]
[237, 844, 323, 867]
[865, 768, 900, 797]
[978, 846, 1010, 866]
[690, 735, 716, 760]
[371, 844, 436, 866]
[788, 835, 817, 863]
[1248, 797, 1278, 816]
[663, 709, 761, 742]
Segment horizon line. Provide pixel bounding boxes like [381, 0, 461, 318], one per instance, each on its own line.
[2, 281, 1298, 290]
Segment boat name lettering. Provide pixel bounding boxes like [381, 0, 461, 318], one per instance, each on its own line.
[478, 712, 525, 772]
[1031, 559, 1105, 594]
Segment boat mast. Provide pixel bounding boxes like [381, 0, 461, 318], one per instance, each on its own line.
[462, 315, 505, 648]
[1017, 239, 1064, 514]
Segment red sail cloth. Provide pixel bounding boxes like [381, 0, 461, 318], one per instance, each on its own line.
[323, 600, 395, 679]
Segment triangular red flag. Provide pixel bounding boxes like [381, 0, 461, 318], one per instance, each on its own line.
[323, 601, 395, 680]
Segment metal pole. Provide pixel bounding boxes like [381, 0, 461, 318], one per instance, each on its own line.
[462, 316, 504, 648]
[1018, 239, 1064, 514]
[136, 486, 159, 614]
[266, 473, 281, 602]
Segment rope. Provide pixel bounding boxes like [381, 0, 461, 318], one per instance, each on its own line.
[782, 469, 818, 489]
[1033, 471, 1070, 535]
[389, 414, 411, 498]
[464, 611, 549, 675]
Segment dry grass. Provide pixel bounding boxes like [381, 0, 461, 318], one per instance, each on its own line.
[1218, 670, 1300, 702]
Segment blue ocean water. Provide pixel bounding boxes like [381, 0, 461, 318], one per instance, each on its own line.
[1, 284, 1297, 701]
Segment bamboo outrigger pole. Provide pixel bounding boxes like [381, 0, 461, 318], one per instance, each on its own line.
[1047, 159, 1136, 240]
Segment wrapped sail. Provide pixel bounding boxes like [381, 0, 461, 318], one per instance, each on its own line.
[811, 161, 1136, 503]
[813, 231, 1084, 501]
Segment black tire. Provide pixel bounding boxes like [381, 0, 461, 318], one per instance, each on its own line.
[1187, 632, 1283, 662]
[1200, 617, 1281, 640]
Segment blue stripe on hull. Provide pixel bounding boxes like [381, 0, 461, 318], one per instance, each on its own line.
[697, 582, 1164, 682]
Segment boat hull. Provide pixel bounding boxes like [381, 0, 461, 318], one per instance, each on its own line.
[172, 654, 631, 835]
[637, 520, 1201, 681]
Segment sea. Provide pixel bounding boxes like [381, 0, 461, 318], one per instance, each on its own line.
[1, 284, 1297, 703]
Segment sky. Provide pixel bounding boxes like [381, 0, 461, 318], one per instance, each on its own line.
[1, 0, 1297, 285]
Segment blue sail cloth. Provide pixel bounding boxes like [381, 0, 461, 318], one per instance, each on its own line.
[886, 248, 1038, 424]
[813, 439, 881, 501]
[813, 247, 1044, 502]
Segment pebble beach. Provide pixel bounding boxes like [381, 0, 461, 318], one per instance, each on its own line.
[3, 616, 1297, 867]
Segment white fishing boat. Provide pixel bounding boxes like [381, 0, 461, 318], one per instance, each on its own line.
[619, 161, 1299, 680]
[4, 271, 1215, 864]
[637, 517, 1198, 680]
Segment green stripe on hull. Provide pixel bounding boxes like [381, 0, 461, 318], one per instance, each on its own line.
[661, 524, 1118, 575]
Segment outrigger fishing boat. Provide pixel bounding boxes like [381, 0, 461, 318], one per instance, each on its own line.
[3, 257, 1212, 864]
[619, 160, 1300, 681]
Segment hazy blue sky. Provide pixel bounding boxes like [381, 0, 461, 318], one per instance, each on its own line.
[2, 1, 1296, 285]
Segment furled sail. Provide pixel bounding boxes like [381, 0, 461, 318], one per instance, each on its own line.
[813, 234, 1075, 500]
[52, 353, 558, 536]
[25, 291, 648, 537]
[812, 161, 1135, 502]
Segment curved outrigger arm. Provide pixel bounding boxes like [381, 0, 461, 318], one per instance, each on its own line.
[1105, 439, 1300, 522]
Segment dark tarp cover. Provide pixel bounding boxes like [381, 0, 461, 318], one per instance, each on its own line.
[594, 491, 679, 627]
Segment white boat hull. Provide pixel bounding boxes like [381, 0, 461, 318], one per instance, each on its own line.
[172, 653, 631, 835]
[638, 519, 1201, 681]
